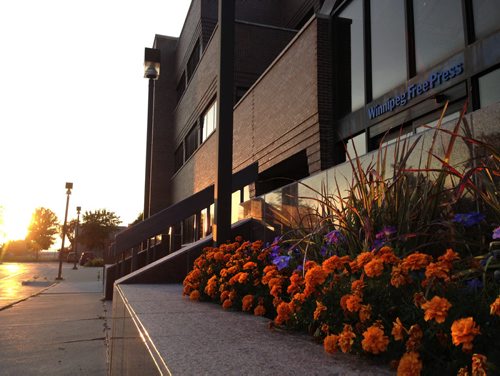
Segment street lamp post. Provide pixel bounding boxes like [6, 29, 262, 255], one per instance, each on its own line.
[72, 206, 81, 270]
[56, 182, 73, 280]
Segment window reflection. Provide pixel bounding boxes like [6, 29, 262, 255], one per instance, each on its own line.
[473, 0, 500, 40]
[413, 0, 464, 73]
[371, 0, 407, 99]
[479, 68, 500, 108]
[339, 0, 365, 111]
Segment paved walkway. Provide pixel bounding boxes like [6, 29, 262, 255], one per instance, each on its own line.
[113, 284, 393, 375]
[0, 264, 109, 376]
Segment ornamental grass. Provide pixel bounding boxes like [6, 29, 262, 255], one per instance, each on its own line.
[183, 105, 499, 375]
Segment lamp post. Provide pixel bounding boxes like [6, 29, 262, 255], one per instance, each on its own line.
[72, 206, 81, 270]
[143, 47, 160, 222]
[56, 182, 73, 280]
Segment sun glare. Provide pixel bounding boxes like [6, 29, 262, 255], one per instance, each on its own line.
[0, 208, 30, 243]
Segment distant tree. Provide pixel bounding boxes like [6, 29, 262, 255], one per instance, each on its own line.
[3, 239, 31, 259]
[26, 207, 59, 260]
[131, 212, 143, 226]
[79, 209, 121, 252]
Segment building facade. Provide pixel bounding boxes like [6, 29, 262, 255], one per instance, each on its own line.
[143, 0, 500, 249]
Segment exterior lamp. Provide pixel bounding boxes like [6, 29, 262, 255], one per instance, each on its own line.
[144, 48, 161, 80]
[72, 206, 81, 270]
[56, 182, 73, 280]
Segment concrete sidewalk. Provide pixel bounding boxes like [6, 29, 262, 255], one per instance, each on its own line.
[0, 264, 109, 376]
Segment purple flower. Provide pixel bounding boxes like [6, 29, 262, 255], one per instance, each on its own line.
[465, 278, 483, 293]
[493, 226, 500, 240]
[295, 265, 304, 273]
[381, 226, 397, 237]
[272, 255, 291, 271]
[324, 230, 344, 245]
[452, 212, 485, 227]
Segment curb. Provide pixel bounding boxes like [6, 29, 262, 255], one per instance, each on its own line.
[0, 281, 58, 312]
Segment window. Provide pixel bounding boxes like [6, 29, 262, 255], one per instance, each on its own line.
[473, 0, 500, 40]
[339, 0, 365, 111]
[371, 0, 407, 99]
[174, 143, 184, 173]
[201, 100, 217, 142]
[184, 125, 199, 160]
[176, 72, 186, 102]
[478, 67, 500, 108]
[413, 0, 464, 74]
[186, 39, 201, 82]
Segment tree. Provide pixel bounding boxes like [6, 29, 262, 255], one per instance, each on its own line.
[79, 209, 121, 252]
[26, 207, 59, 260]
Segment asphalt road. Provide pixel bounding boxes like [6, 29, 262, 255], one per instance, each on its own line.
[0, 262, 60, 309]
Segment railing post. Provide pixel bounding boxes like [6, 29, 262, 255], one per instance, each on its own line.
[131, 246, 138, 272]
[146, 239, 151, 265]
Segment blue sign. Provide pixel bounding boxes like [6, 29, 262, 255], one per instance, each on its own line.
[367, 62, 464, 120]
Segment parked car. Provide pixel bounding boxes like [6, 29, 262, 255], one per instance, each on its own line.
[79, 251, 96, 266]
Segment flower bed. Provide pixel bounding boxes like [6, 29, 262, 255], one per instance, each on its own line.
[184, 237, 499, 375]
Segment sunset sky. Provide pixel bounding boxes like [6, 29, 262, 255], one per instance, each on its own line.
[0, 0, 191, 245]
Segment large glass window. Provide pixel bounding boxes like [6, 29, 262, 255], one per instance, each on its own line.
[339, 0, 365, 111]
[174, 143, 184, 173]
[473, 0, 500, 40]
[201, 100, 217, 142]
[186, 39, 201, 82]
[479, 67, 500, 108]
[371, 0, 407, 99]
[413, 0, 464, 73]
[346, 131, 366, 158]
[184, 125, 199, 160]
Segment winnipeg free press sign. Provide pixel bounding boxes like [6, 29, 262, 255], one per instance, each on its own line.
[367, 62, 465, 120]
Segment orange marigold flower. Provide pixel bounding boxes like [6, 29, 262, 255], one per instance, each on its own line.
[438, 248, 460, 265]
[364, 258, 385, 278]
[406, 324, 423, 352]
[351, 278, 365, 294]
[242, 294, 254, 312]
[293, 292, 306, 304]
[287, 272, 304, 295]
[220, 290, 229, 302]
[314, 301, 327, 320]
[340, 294, 349, 311]
[204, 275, 218, 297]
[421, 296, 452, 324]
[350, 251, 373, 273]
[228, 291, 237, 301]
[423, 261, 450, 287]
[227, 266, 238, 274]
[361, 325, 389, 354]
[346, 294, 363, 312]
[451, 317, 481, 352]
[304, 265, 328, 297]
[324, 334, 339, 354]
[378, 246, 399, 264]
[391, 264, 409, 288]
[472, 353, 487, 376]
[222, 299, 232, 309]
[254, 304, 266, 316]
[401, 252, 432, 272]
[490, 296, 500, 316]
[397, 351, 423, 376]
[275, 302, 292, 325]
[189, 290, 200, 301]
[456, 367, 469, 376]
[243, 261, 257, 270]
[338, 324, 356, 353]
[392, 317, 406, 341]
[322, 255, 347, 273]
[238, 272, 249, 284]
[320, 323, 330, 334]
[359, 304, 372, 323]
[213, 251, 224, 262]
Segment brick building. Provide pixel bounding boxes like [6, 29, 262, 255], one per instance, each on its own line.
[142, 0, 500, 249]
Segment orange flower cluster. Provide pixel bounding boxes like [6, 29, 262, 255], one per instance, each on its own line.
[361, 324, 389, 354]
[397, 351, 422, 376]
[421, 296, 452, 324]
[451, 317, 481, 352]
[183, 240, 495, 374]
